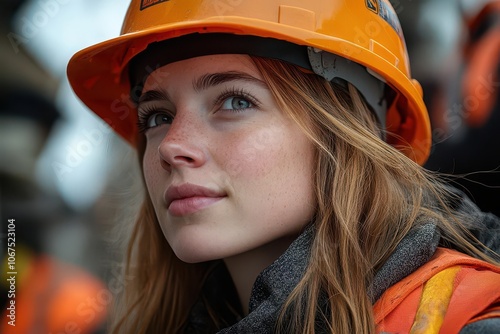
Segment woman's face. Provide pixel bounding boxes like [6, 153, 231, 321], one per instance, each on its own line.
[140, 54, 315, 263]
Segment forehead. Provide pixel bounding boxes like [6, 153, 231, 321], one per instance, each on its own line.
[142, 54, 260, 90]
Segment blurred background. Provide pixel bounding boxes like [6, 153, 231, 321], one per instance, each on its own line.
[0, 0, 137, 332]
[0, 0, 499, 332]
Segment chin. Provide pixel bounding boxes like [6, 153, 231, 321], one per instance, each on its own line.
[170, 235, 253, 264]
[173, 249, 208, 263]
[164, 223, 238, 263]
[168, 235, 224, 264]
[172, 247, 223, 264]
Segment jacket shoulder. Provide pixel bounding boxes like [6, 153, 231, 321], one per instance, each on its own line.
[374, 248, 500, 333]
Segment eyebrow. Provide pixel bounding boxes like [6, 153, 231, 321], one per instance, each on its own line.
[193, 71, 267, 92]
[138, 89, 170, 105]
[137, 71, 267, 104]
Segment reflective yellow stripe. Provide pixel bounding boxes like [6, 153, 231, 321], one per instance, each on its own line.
[410, 266, 461, 334]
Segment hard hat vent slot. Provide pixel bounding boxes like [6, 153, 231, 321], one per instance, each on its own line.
[278, 5, 316, 31]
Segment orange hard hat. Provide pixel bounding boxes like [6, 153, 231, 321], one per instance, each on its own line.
[67, 0, 431, 165]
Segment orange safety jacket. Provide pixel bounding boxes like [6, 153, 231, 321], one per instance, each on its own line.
[374, 247, 500, 334]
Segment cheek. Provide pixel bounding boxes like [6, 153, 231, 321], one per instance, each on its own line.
[223, 126, 286, 178]
[142, 146, 163, 195]
[223, 123, 315, 210]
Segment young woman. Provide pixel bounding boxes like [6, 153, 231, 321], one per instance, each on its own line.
[67, 0, 500, 333]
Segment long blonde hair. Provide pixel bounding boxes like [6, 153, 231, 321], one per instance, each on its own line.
[110, 56, 498, 333]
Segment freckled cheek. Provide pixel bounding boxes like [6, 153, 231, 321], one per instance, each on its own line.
[222, 128, 287, 178]
[142, 148, 164, 196]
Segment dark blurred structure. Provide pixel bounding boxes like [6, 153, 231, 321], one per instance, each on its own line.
[394, 0, 500, 216]
[0, 1, 108, 332]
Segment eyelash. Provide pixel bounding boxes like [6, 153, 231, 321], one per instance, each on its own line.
[137, 106, 172, 133]
[136, 87, 260, 133]
[214, 88, 260, 111]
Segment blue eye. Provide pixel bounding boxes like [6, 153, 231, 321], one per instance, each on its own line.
[137, 108, 174, 133]
[147, 112, 173, 128]
[221, 96, 253, 110]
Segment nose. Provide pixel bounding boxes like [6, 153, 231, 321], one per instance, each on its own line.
[158, 114, 207, 171]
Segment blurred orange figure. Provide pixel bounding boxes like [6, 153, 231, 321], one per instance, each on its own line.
[1, 254, 108, 334]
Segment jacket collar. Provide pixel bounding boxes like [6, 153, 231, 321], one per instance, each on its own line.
[218, 222, 440, 333]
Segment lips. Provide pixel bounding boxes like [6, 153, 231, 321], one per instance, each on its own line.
[164, 183, 226, 216]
